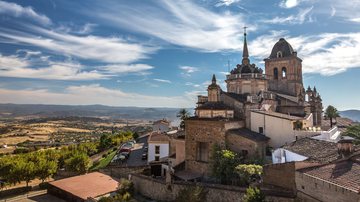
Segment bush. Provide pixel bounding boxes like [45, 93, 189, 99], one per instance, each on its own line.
[243, 187, 265, 202]
[13, 147, 30, 154]
[102, 153, 108, 158]
[175, 186, 207, 202]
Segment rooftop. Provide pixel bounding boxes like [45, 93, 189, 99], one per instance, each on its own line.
[283, 137, 340, 163]
[299, 156, 360, 193]
[251, 110, 304, 121]
[322, 117, 355, 132]
[196, 101, 233, 110]
[49, 172, 119, 200]
[148, 132, 170, 143]
[226, 128, 270, 142]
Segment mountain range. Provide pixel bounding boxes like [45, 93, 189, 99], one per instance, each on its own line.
[340, 110, 360, 122]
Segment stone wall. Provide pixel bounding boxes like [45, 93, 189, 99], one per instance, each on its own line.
[263, 162, 296, 192]
[185, 119, 228, 176]
[226, 133, 266, 158]
[295, 172, 360, 202]
[131, 173, 295, 202]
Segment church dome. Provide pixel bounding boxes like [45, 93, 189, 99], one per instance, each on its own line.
[269, 38, 295, 59]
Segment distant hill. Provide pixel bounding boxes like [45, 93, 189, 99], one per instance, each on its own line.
[0, 104, 193, 124]
[340, 110, 360, 122]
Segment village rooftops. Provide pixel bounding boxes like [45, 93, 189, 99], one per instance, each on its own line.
[148, 132, 170, 143]
[226, 128, 269, 142]
[298, 155, 360, 193]
[282, 137, 342, 163]
[48, 172, 119, 200]
[322, 117, 355, 132]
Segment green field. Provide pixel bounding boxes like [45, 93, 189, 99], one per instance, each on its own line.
[90, 150, 117, 171]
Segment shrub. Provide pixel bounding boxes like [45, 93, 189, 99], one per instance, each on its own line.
[175, 186, 207, 202]
[243, 187, 265, 202]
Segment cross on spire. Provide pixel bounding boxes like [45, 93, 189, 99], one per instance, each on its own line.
[243, 26, 248, 36]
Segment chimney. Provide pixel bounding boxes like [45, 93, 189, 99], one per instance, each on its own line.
[337, 136, 355, 158]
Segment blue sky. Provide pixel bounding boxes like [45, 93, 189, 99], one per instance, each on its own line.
[0, 0, 359, 110]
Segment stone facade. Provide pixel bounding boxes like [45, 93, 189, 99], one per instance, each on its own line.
[226, 132, 267, 158]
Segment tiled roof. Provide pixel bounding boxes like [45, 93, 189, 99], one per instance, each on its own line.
[299, 157, 360, 193]
[196, 102, 233, 110]
[148, 132, 169, 142]
[226, 128, 270, 142]
[49, 172, 119, 200]
[222, 92, 248, 102]
[322, 117, 355, 132]
[252, 110, 304, 121]
[283, 138, 340, 163]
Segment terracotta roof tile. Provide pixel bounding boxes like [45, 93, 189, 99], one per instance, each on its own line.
[49, 172, 119, 200]
[300, 158, 360, 193]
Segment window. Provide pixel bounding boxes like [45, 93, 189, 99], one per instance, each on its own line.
[155, 145, 160, 154]
[259, 127, 264, 134]
[273, 68, 278, 80]
[282, 67, 287, 78]
[277, 51, 282, 58]
[196, 142, 209, 162]
[155, 156, 160, 161]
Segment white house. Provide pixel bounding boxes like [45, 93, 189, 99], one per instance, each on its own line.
[152, 119, 170, 133]
[147, 132, 170, 163]
[250, 109, 315, 148]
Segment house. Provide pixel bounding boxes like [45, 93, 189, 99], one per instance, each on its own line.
[250, 109, 315, 148]
[48, 172, 119, 202]
[152, 119, 170, 133]
[147, 132, 170, 163]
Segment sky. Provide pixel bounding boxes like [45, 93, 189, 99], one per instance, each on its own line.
[0, 0, 359, 110]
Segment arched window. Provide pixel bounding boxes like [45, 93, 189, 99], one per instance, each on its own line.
[274, 68, 278, 80]
[277, 51, 282, 58]
[282, 67, 287, 78]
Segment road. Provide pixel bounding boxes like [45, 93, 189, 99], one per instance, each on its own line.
[112, 135, 148, 167]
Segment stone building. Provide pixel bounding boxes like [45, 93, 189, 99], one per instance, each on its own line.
[184, 30, 323, 177]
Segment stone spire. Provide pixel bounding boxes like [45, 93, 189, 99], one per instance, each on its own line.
[212, 74, 216, 84]
[242, 26, 250, 65]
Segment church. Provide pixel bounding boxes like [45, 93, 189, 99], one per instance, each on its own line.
[184, 30, 323, 176]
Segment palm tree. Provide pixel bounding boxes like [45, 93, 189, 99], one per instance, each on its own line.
[324, 105, 340, 128]
[177, 108, 190, 130]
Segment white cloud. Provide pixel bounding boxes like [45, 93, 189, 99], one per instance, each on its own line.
[0, 25, 157, 64]
[0, 84, 193, 108]
[249, 31, 360, 76]
[92, 0, 246, 52]
[215, 0, 241, 7]
[179, 66, 199, 77]
[153, 79, 171, 84]
[349, 18, 360, 23]
[56, 23, 97, 35]
[263, 6, 313, 24]
[279, 0, 300, 8]
[0, 0, 51, 25]
[102, 64, 154, 74]
[0, 55, 108, 80]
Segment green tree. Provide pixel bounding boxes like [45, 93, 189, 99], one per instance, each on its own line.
[64, 152, 91, 174]
[325, 105, 340, 128]
[243, 187, 265, 202]
[211, 145, 240, 184]
[132, 132, 139, 140]
[21, 161, 36, 187]
[37, 159, 58, 182]
[235, 164, 263, 186]
[344, 124, 360, 144]
[176, 186, 208, 202]
[99, 134, 112, 151]
[177, 108, 190, 130]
